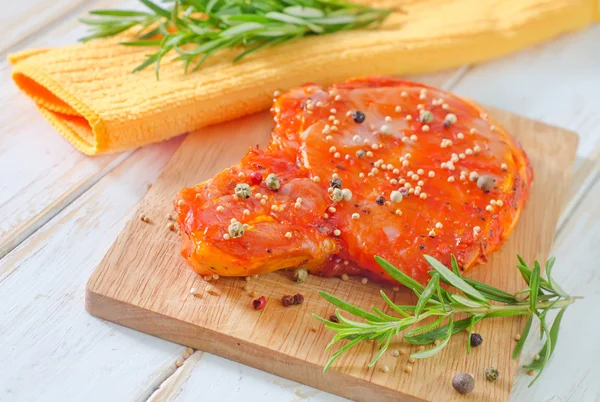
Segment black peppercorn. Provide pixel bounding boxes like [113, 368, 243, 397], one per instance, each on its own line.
[330, 177, 343, 189]
[470, 332, 483, 347]
[352, 110, 366, 123]
[376, 196, 385, 205]
[329, 314, 339, 323]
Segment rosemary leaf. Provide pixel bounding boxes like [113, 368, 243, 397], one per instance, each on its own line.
[411, 317, 454, 359]
[375, 256, 425, 295]
[451, 254, 461, 276]
[319, 291, 381, 322]
[512, 315, 533, 359]
[529, 262, 541, 312]
[404, 317, 471, 345]
[466, 315, 476, 354]
[404, 316, 445, 338]
[323, 335, 365, 372]
[462, 277, 519, 304]
[451, 294, 487, 308]
[414, 273, 438, 317]
[424, 255, 489, 305]
[368, 333, 392, 367]
[546, 257, 568, 297]
[379, 290, 413, 317]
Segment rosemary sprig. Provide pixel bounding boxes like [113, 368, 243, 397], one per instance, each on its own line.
[315, 254, 578, 386]
[80, 0, 392, 77]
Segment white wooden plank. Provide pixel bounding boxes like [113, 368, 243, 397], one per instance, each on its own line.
[148, 352, 348, 402]
[1, 0, 90, 54]
[0, 138, 183, 402]
[452, 25, 600, 162]
[0, 0, 139, 259]
[510, 175, 600, 402]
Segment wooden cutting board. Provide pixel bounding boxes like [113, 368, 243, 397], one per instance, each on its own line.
[87, 107, 577, 402]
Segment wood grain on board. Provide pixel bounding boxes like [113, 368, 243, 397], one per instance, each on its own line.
[87, 107, 577, 402]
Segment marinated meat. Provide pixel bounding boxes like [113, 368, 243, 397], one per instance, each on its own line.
[174, 77, 533, 284]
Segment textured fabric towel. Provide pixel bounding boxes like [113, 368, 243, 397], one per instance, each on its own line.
[10, 0, 599, 155]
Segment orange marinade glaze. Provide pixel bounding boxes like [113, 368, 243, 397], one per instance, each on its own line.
[175, 77, 533, 284]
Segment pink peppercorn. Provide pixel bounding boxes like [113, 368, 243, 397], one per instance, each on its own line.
[250, 171, 263, 185]
[252, 296, 266, 310]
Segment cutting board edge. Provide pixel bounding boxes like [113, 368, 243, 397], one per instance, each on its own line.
[85, 286, 425, 402]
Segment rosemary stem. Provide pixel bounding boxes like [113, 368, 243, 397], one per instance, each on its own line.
[451, 297, 576, 315]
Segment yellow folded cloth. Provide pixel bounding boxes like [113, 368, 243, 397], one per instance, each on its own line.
[10, 0, 599, 155]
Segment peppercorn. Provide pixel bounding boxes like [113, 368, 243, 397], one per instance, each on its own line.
[252, 296, 266, 310]
[485, 367, 500, 382]
[352, 110, 366, 123]
[470, 332, 483, 347]
[330, 177, 343, 189]
[452, 373, 475, 394]
[443, 113, 457, 128]
[329, 314, 339, 323]
[292, 268, 308, 283]
[419, 110, 434, 124]
[376, 196, 385, 205]
[265, 173, 280, 190]
[330, 188, 344, 203]
[477, 175, 495, 193]
[234, 183, 252, 199]
[341, 188, 353, 201]
[281, 293, 304, 307]
[250, 171, 263, 185]
[356, 149, 366, 158]
[228, 221, 244, 238]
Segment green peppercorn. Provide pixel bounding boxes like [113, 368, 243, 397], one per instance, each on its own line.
[293, 268, 308, 283]
[228, 221, 244, 238]
[234, 183, 252, 199]
[265, 173, 280, 190]
[485, 367, 500, 382]
[420, 110, 434, 124]
[330, 188, 343, 203]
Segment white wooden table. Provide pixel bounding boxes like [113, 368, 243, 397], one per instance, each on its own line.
[1, 2, 598, 401]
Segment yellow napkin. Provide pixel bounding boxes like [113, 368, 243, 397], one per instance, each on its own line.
[10, 0, 599, 155]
